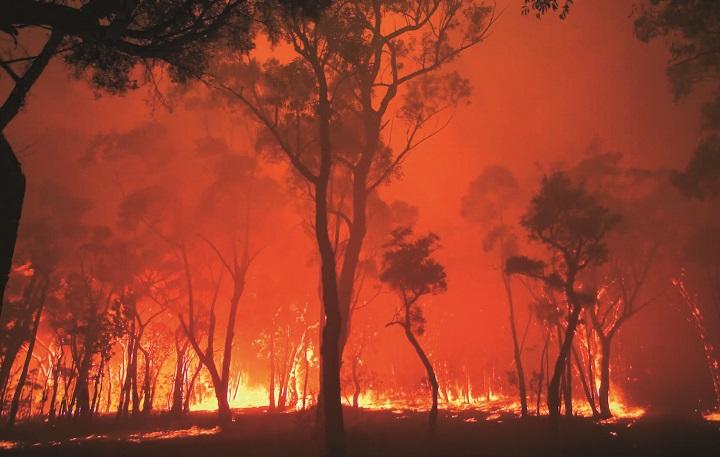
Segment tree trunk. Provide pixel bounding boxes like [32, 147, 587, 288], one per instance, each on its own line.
[351, 355, 361, 409]
[171, 343, 186, 415]
[302, 342, 309, 411]
[213, 376, 231, 424]
[141, 348, 152, 414]
[548, 305, 582, 420]
[564, 353, 572, 417]
[90, 358, 104, 417]
[316, 85, 345, 457]
[572, 344, 598, 417]
[403, 326, 439, 431]
[48, 357, 61, 421]
[0, 135, 25, 323]
[598, 337, 612, 419]
[184, 360, 202, 413]
[74, 350, 93, 418]
[503, 274, 527, 417]
[0, 338, 23, 415]
[7, 298, 44, 427]
[536, 333, 549, 415]
[105, 366, 113, 414]
[269, 334, 276, 411]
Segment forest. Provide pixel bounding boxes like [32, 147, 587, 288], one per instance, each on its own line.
[0, 0, 719, 456]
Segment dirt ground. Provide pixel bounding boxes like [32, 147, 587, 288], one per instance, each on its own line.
[1, 407, 718, 457]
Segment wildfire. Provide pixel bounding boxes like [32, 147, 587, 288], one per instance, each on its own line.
[127, 426, 221, 443]
[190, 381, 269, 412]
[351, 388, 644, 421]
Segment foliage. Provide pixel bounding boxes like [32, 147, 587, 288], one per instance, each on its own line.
[522, 0, 574, 19]
[520, 171, 621, 272]
[671, 135, 720, 200]
[380, 227, 447, 299]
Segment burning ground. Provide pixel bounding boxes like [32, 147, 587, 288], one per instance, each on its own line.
[0, 406, 718, 457]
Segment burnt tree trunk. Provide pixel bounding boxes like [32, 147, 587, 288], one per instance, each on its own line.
[564, 353, 573, 416]
[74, 348, 93, 418]
[7, 296, 44, 427]
[548, 304, 582, 420]
[302, 342, 309, 410]
[598, 337, 612, 419]
[90, 358, 104, 416]
[503, 274, 527, 417]
[536, 333, 549, 415]
[316, 83, 345, 457]
[351, 355, 361, 408]
[171, 341, 187, 415]
[403, 325, 439, 431]
[140, 347, 152, 414]
[269, 333, 276, 410]
[572, 344, 598, 417]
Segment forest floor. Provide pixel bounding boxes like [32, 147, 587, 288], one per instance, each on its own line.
[0, 405, 718, 457]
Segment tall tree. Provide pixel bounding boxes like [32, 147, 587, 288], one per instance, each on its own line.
[506, 172, 620, 420]
[461, 165, 530, 416]
[215, 2, 493, 453]
[381, 227, 447, 431]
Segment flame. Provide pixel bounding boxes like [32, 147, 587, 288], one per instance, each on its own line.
[351, 387, 643, 421]
[0, 441, 19, 450]
[704, 411, 720, 422]
[190, 380, 269, 412]
[12, 261, 35, 277]
[127, 426, 221, 443]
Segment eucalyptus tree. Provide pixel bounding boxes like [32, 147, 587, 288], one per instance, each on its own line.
[381, 227, 447, 430]
[213, 2, 493, 453]
[506, 172, 620, 420]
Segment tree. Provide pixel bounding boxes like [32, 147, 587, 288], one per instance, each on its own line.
[587, 251, 657, 419]
[635, 2, 720, 205]
[50, 232, 134, 419]
[461, 165, 530, 416]
[506, 172, 620, 420]
[381, 227, 447, 431]
[0, 179, 89, 423]
[213, 2, 492, 452]
[671, 135, 720, 200]
[0, 0, 256, 318]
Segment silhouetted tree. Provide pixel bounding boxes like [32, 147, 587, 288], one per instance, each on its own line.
[568, 149, 666, 419]
[381, 227, 447, 431]
[214, 2, 493, 452]
[588, 250, 657, 419]
[635, 0, 720, 131]
[461, 165, 530, 416]
[671, 136, 720, 200]
[506, 172, 620, 420]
